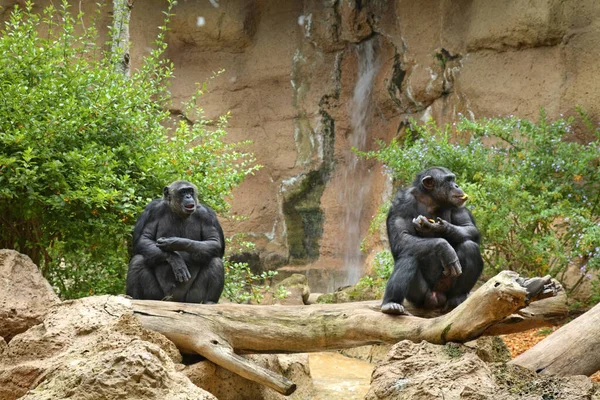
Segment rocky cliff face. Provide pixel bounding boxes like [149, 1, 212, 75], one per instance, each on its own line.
[6, 0, 600, 291]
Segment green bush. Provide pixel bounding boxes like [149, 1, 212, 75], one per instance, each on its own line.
[0, 1, 260, 298]
[360, 110, 600, 285]
[353, 249, 393, 296]
[222, 235, 277, 304]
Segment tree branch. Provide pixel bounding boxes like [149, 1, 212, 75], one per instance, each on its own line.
[130, 271, 565, 395]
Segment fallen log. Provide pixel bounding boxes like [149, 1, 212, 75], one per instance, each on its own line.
[130, 271, 565, 395]
[509, 301, 600, 377]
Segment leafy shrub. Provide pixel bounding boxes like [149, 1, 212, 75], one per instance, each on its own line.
[360, 110, 600, 284]
[0, 1, 260, 298]
[222, 235, 277, 304]
[353, 249, 394, 296]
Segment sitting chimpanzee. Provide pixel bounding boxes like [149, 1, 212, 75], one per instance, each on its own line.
[126, 180, 225, 303]
[381, 167, 483, 315]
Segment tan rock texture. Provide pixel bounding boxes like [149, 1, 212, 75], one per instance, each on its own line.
[0, 295, 215, 400]
[365, 340, 598, 400]
[0, 249, 60, 341]
[5, 1, 600, 288]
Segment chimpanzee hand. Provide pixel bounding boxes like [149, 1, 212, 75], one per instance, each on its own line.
[157, 237, 185, 252]
[166, 252, 191, 282]
[412, 215, 447, 235]
[436, 239, 462, 277]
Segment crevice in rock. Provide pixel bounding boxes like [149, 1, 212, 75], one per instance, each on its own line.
[279, 45, 341, 264]
[281, 109, 335, 264]
[387, 50, 406, 109]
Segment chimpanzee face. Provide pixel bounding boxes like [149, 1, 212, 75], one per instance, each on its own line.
[177, 186, 197, 215]
[420, 168, 468, 208]
[164, 181, 199, 216]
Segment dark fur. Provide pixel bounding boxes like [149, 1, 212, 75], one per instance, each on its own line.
[381, 167, 483, 315]
[126, 180, 225, 303]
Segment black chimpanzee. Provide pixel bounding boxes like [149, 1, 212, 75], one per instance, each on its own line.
[126, 180, 225, 303]
[381, 167, 483, 315]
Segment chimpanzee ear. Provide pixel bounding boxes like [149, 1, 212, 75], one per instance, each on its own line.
[421, 176, 435, 190]
[163, 186, 170, 199]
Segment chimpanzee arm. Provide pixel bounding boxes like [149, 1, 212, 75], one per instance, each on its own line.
[131, 200, 170, 267]
[413, 208, 480, 245]
[439, 208, 480, 245]
[389, 215, 459, 265]
[156, 206, 224, 261]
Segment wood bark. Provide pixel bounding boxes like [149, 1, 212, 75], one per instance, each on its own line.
[110, 0, 133, 76]
[131, 271, 565, 395]
[509, 301, 600, 377]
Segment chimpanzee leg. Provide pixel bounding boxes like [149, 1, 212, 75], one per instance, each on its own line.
[445, 240, 483, 310]
[382, 257, 429, 314]
[126, 255, 165, 300]
[185, 257, 225, 304]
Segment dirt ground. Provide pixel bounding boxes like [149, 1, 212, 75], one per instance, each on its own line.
[501, 326, 600, 383]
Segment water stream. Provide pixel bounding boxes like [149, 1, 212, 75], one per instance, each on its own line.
[309, 352, 374, 399]
[339, 37, 381, 286]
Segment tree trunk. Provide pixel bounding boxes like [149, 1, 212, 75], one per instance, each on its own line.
[509, 301, 600, 377]
[130, 271, 565, 395]
[110, 0, 133, 76]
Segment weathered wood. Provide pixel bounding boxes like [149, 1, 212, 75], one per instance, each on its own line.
[110, 0, 133, 76]
[146, 321, 296, 395]
[509, 301, 600, 377]
[130, 271, 565, 394]
[482, 287, 567, 335]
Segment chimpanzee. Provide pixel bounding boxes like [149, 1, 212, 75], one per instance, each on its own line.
[381, 167, 483, 315]
[126, 180, 225, 303]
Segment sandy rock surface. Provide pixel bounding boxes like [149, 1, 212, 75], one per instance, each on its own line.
[366, 339, 598, 400]
[0, 295, 214, 400]
[0, 249, 60, 341]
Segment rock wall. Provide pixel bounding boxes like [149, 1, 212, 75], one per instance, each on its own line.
[5, 0, 600, 291]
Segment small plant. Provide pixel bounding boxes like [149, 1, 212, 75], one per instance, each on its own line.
[536, 327, 554, 336]
[353, 249, 394, 296]
[359, 110, 600, 284]
[274, 285, 291, 300]
[222, 235, 277, 304]
[444, 343, 464, 358]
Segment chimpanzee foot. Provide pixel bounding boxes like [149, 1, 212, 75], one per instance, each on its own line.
[381, 302, 410, 315]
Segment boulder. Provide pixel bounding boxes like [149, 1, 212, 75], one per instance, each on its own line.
[316, 281, 382, 304]
[184, 353, 313, 400]
[464, 336, 511, 364]
[0, 249, 60, 341]
[258, 273, 311, 305]
[366, 340, 598, 400]
[560, 261, 598, 304]
[0, 295, 215, 400]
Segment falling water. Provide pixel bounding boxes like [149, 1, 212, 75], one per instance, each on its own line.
[339, 37, 380, 286]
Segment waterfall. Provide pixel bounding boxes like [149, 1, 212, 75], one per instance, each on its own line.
[339, 37, 380, 286]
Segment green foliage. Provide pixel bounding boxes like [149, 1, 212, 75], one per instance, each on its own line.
[354, 249, 394, 295]
[223, 260, 277, 304]
[222, 236, 277, 304]
[444, 343, 465, 358]
[274, 285, 291, 300]
[360, 201, 390, 253]
[536, 327, 554, 336]
[0, 1, 260, 298]
[359, 110, 600, 283]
